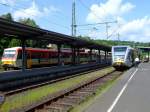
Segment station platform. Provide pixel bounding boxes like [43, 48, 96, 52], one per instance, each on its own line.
[85, 63, 150, 112]
[0, 65, 72, 79]
[0, 65, 70, 75]
[0, 63, 110, 83]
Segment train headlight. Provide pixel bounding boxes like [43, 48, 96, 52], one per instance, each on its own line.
[114, 56, 124, 62]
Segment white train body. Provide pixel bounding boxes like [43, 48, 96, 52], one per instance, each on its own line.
[112, 46, 135, 69]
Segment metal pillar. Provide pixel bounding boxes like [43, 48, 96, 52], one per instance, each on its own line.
[74, 48, 79, 64]
[98, 50, 101, 63]
[72, 0, 76, 36]
[71, 47, 75, 65]
[148, 51, 150, 62]
[106, 51, 108, 63]
[21, 39, 26, 72]
[75, 48, 77, 64]
[89, 49, 92, 62]
[105, 51, 107, 63]
[77, 48, 80, 64]
[57, 44, 61, 65]
[107, 51, 109, 63]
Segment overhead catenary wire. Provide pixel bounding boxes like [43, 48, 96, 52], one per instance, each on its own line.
[0, 1, 119, 39]
[94, 0, 115, 21]
[107, 27, 120, 39]
[77, 0, 119, 39]
[78, 0, 115, 23]
[77, 20, 118, 39]
[0, 2, 71, 30]
[34, 0, 71, 22]
[78, 0, 104, 22]
[78, 23, 120, 40]
[77, 21, 117, 27]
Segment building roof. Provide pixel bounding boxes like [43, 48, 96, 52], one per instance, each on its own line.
[138, 47, 150, 52]
[0, 18, 111, 51]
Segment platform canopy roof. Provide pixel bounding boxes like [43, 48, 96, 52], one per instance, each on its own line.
[138, 47, 150, 52]
[0, 18, 111, 51]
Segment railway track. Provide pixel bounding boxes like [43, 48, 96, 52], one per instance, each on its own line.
[0, 63, 110, 105]
[13, 70, 123, 112]
[3, 64, 110, 96]
[0, 63, 109, 92]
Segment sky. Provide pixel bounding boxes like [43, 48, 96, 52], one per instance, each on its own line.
[0, 0, 150, 42]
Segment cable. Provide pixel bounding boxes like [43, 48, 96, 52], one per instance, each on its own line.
[0, 2, 70, 30]
[78, 24, 120, 40]
[107, 26, 120, 39]
[79, 0, 116, 25]
[36, 0, 71, 22]
[15, 1, 71, 24]
[78, 0, 104, 22]
[77, 20, 117, 27]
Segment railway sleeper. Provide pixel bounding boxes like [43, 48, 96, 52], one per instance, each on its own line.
[47, 103, 72, 108]
[87, 84, 102, 89]
[57, 97, 81, 104]
[85, 85, 101, 89]
[74, 91, 93, 96]
[80, 88, 96, 92]
[75, 91, 92, 94]
[65, 96, 83, 102]
[44, 104, 72, 112]
[53, 102, 74, 107]
[67, 94, 85, 99]
[70, 92, 91, 97]
[54, 100, 76, 106]
[37, 107, 65, 112]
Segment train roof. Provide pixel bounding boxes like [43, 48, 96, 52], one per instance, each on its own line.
[112, 45, 133, 49]
[4, 47, 88, 53]
[4, 47, 22, 50]
[4, 47, 71, 52]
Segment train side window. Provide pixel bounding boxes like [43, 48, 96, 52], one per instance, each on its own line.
[17, 50, 22, 59]
[31, 52, 40, 59]
[49, 53, 51, 58]
[17, 50, 30, 59]
[27, 52, 30, 59]
[127, 51, 132, 61]
[31, 53, 35, 59]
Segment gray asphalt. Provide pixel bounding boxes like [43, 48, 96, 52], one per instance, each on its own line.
[85, 63, 150, 112]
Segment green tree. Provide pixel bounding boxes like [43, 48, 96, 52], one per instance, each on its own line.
[18, 18, 39, 28]
[0, 14, 43, 57]
[8, 39, 21, 47]
[1, 13, 13, 21]
[17, 18, 46, 48]
[0, 13, 13, 56]
[78, 36, 91, 41]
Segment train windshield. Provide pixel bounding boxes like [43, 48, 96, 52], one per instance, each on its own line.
[114, 47, 127, 55]
[114, 47, 127, 52]
[2, 50, 16, 58]
[113, 47, 127, 60]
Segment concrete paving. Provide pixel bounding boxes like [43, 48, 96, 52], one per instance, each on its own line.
[85, 63, 150, 112]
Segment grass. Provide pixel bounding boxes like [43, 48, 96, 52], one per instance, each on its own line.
[0, 60, 4, 72]
[0, 67, 114, 112]
[70, 73, 120, 112]
[0, 67, 3, 72]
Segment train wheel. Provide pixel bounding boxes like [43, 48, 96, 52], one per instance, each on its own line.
[4, 67, 7, 71]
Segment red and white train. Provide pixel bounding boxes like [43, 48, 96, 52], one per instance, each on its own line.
[1, 47, 110, 70]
